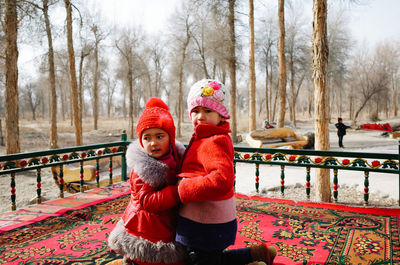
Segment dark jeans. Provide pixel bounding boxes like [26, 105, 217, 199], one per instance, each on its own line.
[338, 134, 344, 147]
[186, 247, 252, 265]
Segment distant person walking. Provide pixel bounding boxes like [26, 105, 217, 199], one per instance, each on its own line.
[335, 118, 350, 148]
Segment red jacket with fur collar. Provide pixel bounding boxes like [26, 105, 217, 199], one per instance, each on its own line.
[108, 140, 186, 265]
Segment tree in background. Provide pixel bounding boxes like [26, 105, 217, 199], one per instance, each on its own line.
[285, 1, 310, 128]
[312, 0, 330, 202]
[115, 29, 139, 139]
[42, 0, 58, 148]
[90, 24, 106, 130]
[228, 0, 238, 142]
[64, 0, 82, 145]
[277, 0, 287, 128]
[349, 47, 390, 124]
[168, 2, 192, 138]
[256, 9, 277, 123]
[4, 0, 20, 154]
[248, 0, 256, 132]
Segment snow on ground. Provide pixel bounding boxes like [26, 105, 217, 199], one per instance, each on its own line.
[234, 122, 399, 204]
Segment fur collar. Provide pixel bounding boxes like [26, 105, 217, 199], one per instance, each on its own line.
[126, 140, 185, 188]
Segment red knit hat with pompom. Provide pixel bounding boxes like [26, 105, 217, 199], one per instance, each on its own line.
[136, 97, 177, 159]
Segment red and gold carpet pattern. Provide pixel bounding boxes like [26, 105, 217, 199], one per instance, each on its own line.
[233, 194, 400, 264]
[1, 187, 400, 265]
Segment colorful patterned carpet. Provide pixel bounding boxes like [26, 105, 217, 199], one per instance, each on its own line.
[1, 183, 400, 265]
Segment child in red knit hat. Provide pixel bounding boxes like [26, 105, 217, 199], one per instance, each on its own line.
[108, 97, 186, 265]
[176, 79, 277, 265]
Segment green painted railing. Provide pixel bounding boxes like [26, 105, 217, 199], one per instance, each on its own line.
[0, 132, 399, 211]
[0, 133, 129, 211]
[233, 143, 400, 206]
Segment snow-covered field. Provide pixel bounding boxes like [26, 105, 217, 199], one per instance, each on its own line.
[235, 121, 399, 206]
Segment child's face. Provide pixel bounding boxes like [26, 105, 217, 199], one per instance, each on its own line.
[190, 106, 225, 127]
[141, 128, 170, 158]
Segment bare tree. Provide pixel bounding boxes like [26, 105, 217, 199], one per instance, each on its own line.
[256, 8, 277, 123]
[22, 83, 41, 120]
[228, 0, 238, 142]
[104, 75, 116, 118]
[285, 1, 310, 128]
[277, 0, 287, 128]
[349, 49, 390, 124]
[248, 0, 256, 131]
[169, 3, 192, 138]
[115, 29, 139, 139]
[312, 0, 330, 202]
[90, 24, 106, 130]
[64, 0, 82, 145]
[42, 0, 58, 148]
[4, 0, 20, 154]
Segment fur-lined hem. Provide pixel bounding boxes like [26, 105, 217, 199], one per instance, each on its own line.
[108, 220, 186, 263]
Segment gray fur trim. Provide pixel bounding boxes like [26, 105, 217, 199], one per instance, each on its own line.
[126, 140, 185, 188]
[126, 140, 168, 188]
[108, 220, 186, 263]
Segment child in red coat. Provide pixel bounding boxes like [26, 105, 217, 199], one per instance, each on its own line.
[108, 98, 186, 265]
[176, 79, 277, 265]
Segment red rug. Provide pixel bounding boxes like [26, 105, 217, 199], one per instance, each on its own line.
[1, 192, 400, 265]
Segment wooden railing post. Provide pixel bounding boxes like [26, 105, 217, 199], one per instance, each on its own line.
[333, 169, 338, 202]
[280, 165, 285, 196]
[121, 131, 127, 181]
[59, 165, 64, 198]
[364, 171, 369, 206]
[306, 167, 311, 200]
[36, 168, 42, 204]
[255, 163, 260, 193]
[79, 160, 84, 192]
[233, 161, 236, 190]
[109, 157, 113, 185]
[11, 173, 16, 211]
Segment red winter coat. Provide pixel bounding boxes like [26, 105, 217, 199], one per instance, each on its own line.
[108, 140, 186, 265]
[177, 122, 236, 224]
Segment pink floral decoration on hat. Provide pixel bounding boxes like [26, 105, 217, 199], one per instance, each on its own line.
[209, 81, 221, 90]
[213, 90, 224, 101]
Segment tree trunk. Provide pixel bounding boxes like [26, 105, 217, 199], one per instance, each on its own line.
[349, 93, 353, 120]
[393, 78, 398, 117]
[128, 68, 134, 139]
[93, 38, 99, 130]
[277, 0, 287, 128]
[5, 0, 20, 154]
[248, 0, 256, 132]
[43, 0, 58, 149]
[228, 0, 238, 142]
[312, 0, 330, 202]
[272, 83, 278, 121]
[177, 20, 190, 138]
[64, 0, 82, 145]
[265, 58, 269, 121]
[289, 53, 296, 127]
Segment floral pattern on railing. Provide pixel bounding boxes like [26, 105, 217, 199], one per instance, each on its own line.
[234, 152, 399, 171]
[0, 146, 125, 172]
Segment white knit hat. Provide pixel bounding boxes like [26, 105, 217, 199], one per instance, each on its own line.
[187, 79, 230, 119]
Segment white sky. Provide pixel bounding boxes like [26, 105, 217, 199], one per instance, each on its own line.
[17, 0, 400, 79]
[96, 0, 400, 45]
[95, 0, 181, 33]
[345, 0, 400, 46]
